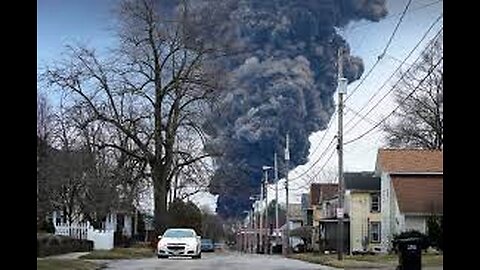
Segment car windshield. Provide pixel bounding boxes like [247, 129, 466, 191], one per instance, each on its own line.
[163, 229, 195, 238]
[201, 239, 212, 244]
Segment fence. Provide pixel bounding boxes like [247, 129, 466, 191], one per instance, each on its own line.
[54, 221, 114, 250]
[54, 222, 89, 240]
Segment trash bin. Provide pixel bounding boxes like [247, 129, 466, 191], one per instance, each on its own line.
[395, 237, 422, 270]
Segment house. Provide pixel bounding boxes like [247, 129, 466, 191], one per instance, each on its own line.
[307, 183, 350, 253]
[309, 183, 338, 227]
[344, 172, 381, 253]
[375, 148, 443, 252]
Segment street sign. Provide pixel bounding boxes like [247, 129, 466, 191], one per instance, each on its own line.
[336, 208, 343, 218]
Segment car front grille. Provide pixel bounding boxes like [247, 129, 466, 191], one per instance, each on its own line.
[167, 246, 185, 250]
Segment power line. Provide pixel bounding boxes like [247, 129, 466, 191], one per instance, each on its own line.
[279, 3, 441, 190]
[307, 111, 337, 158]
[289, 147, 337, 192]
[289, 137, 336, 181]
[379, 0, 413, 60]
[284, 112, 337, 181]
[344, 105, 377, 126]
[344, 25, 442, 134]
[344, 56, 443, 146]
[288, 0, 423, 180]
[346, 0, 442, 31]
[345, 0, 414, 102]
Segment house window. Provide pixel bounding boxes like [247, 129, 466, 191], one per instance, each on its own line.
[370, 222, 381, 243]
[371, 194, 380, 212]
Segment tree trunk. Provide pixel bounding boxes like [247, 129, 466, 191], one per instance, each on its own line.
[152, 164, 169, 236]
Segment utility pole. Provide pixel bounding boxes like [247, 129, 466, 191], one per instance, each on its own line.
[336, 48, 347, 261]
[259, 180, 264, 253]
[274, 152, 279, 237]
[283, 133, 290, 255]
[264, 168, 269, 254]
[253, 202, 257, 253]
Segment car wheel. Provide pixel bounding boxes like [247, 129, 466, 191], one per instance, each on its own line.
[193, 252, 202, 259]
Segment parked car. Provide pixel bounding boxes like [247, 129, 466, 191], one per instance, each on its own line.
[201, 238, 215, 252]
[157, 228, 202, 259]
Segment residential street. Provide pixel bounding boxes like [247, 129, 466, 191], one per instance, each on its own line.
[103, 252, 338, 270]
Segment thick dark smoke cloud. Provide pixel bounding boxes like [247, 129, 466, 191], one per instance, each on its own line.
[169, 0, 388, 218]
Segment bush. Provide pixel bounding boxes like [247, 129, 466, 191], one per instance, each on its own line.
[427, 215, 443, 251]
[392, 230, 430, 253]
[37, 234, 93, 257]
[38, 219, 55, 233]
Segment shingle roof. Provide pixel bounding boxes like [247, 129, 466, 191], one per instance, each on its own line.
[310, 183, 338, 206]
[391, 175, 443, 214]
[344, 172, 380, 191]
[377, 148, 443, 173]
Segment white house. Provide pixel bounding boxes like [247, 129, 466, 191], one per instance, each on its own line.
[374, 149, 443, 253]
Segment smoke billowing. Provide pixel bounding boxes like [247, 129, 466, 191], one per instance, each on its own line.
[176, 0, 388, 218]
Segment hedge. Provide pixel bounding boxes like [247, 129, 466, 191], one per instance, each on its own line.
[37, 233, 93, 257]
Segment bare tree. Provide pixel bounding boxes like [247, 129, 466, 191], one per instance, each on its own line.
[42, 0, 220, 234]
[383, 33, 443, 149]
[37, 91, 53, 142]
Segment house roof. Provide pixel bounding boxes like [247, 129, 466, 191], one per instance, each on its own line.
[344, 172, 380, 191]
[310, 183, 338, 205]
[391, 175, 443, 214]
[376, 148, 443, 173]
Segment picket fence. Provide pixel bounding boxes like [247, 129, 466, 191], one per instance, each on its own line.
[54, 221, 114, 250]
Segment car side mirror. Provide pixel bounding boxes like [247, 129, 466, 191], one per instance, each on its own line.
[197, 236, 201, 240]
[158, 235, 162, 239]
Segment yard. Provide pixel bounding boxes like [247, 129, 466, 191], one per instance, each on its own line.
[79, 247, 155, 260]
[289, 252, 443, 269]
[37, 259, 104, 270]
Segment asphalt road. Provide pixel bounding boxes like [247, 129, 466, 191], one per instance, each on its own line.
[103, 251, 339, 270]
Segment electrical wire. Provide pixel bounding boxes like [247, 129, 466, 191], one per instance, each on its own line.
[344, 56, 443, 146]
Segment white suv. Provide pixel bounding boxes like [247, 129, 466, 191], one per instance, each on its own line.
[157, 228, 202, 259]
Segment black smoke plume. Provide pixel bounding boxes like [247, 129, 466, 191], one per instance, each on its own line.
[169, 0, 388, 218]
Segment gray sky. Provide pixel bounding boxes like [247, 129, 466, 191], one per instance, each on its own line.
[37, 0, 443, 213]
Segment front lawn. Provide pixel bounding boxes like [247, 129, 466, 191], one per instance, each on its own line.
[289, 252, 443, 268]
[80, 248, 155, 260]
[37, 259, 104, 270]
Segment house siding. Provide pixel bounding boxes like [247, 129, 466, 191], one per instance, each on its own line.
[405, 216, 427, 233]
[349, 193, 381, 253]
[380, 172, 391, 252]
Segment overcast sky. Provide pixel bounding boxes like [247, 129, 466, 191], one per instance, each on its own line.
[37, 0, 443, 213]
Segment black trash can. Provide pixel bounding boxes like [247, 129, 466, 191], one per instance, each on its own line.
[395, 237, 422, 270]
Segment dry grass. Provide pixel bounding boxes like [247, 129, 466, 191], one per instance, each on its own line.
[37, 259, 104, 270]
[289, 252, 443, 268]
[79, 248, 154, 260]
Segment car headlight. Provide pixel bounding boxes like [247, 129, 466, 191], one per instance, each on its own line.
[158, 241, 167, 248]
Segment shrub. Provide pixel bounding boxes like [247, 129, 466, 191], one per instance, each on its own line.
[38, 219, 55, 233]
[37, 234, 93, 257]
[427, 215, 443, 251]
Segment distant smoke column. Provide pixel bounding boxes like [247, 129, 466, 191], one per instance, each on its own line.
[191, 0, 388, 218]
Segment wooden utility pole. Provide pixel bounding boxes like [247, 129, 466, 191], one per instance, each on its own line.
[337, 48, 347, 260]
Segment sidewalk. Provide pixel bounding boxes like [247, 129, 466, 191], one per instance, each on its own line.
[37, 252, 90, 260]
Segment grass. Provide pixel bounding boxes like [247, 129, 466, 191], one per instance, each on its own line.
[289, 252, 443, 269]
[37, 259, 104, 270]
[79, 248, 155, 260]
[289, 253, 388, 268]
